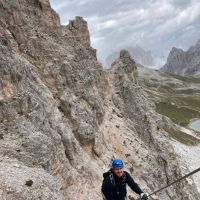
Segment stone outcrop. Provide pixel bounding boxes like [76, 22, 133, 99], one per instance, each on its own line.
[0, 0, 199, 200]
[161, 40, 200, 75]
[111, 50, 139, 84]
[67, 16, 91, 48]
[106, 45, 155, 67]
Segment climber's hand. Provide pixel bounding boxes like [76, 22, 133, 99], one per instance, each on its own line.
[140, 192, 149, 200]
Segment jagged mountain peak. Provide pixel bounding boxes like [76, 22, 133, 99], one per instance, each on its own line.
[114, 49, 136, 66]
[106, 45, 155, 67]
[67, 16, 91, 47]
[120, 49, 132, 59]
[170, 46, 185, 53]
[161, 40, 200, 75]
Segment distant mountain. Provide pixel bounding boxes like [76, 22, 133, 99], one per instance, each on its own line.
[161, 40, 200, 75]
[106, 45, 155, 67]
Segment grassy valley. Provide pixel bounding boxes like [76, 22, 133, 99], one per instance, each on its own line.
[138, 65, 200, 145]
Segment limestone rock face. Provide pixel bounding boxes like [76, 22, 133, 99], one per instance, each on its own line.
[67, 16, 91, 48]
[161, 41, 200, 75]
[0, 0, 199, 200]
[111, 50, 138, 84]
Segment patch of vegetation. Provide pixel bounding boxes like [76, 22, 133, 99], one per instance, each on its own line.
[142, 72, 200, 129]
[25, 180, 33, 187]
[175, 89, 200, 95]
[155, 102, 200, 126]
[128, 196, 135, 200]
[143, 80, 159, 89]
[160, 73, 200, 83]
[143, 81, 175, 94]
[156, 84, 175, 93]
[165, 95, 200, 112]
[170, 74, 200, 83]
[177, 96, 200, 111]
[144, 90, 162, 102]
[150, 78, 159, 82]
[168, 129, 200, 145]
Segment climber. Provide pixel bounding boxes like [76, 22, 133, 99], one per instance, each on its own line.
[102, 159, 149, 200]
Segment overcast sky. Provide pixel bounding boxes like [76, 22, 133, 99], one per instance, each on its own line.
[50, 0, 200, 67]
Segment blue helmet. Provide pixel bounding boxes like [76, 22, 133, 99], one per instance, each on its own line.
[112, 159, 125, 168]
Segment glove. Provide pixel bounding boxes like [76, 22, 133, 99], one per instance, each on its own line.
[140, 192, 149, 200]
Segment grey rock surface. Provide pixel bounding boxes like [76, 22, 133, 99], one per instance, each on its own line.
[106, 45, 155, 68]
[161, 41, 200, 75]
[0, 0, 199, 200]
[67, 16, 91, 48]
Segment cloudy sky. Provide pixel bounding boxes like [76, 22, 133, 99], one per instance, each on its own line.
[50, 0, 200, 67]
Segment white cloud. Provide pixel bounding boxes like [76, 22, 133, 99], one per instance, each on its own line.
[49, 0, 200, 67]
[154, 2, 200, 37]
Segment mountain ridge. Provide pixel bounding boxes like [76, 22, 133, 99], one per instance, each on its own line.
[161, 40, 200, 75]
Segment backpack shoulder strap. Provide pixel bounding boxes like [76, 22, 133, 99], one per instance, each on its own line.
[109, 173, 115, 187]
[122, 171, 127, 183]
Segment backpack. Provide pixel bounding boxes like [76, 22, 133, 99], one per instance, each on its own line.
[103, 169, 115, 186]
[101, 169, 126, 199]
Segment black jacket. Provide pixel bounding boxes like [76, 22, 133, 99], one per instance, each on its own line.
[102, 171, 143, 200]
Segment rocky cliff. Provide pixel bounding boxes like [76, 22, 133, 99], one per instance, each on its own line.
[0, 0, 199, 200]
[106, 45, 155, 68]
[161, 40, 200, 75]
